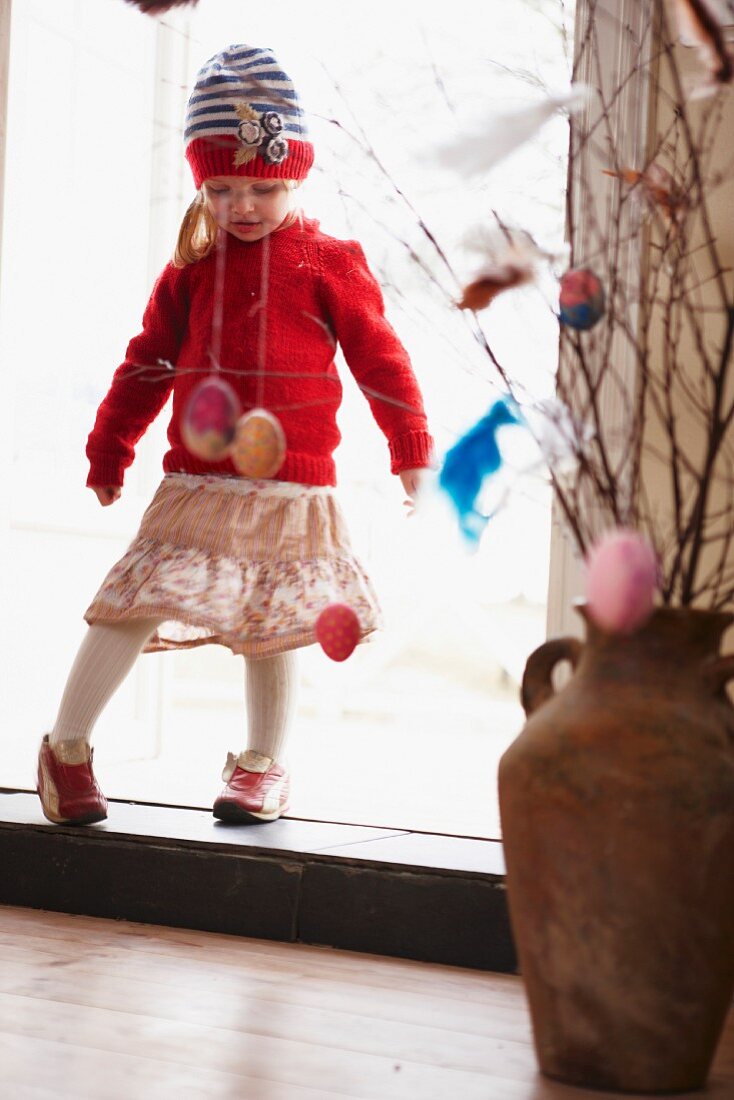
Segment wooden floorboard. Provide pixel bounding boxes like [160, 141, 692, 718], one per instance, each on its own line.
[0, 906, 731, 1099]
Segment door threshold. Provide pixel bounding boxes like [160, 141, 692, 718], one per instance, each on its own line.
[0, 791, 515, 972]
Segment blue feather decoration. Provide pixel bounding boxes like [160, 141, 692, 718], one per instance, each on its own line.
[439, 398, 521, 546]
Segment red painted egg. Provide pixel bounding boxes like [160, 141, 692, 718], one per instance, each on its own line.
[315, 604, 361, 662]
[559, 268, 605, 331]
[231, 408, 286, 479]
[181, 377, 240, 461]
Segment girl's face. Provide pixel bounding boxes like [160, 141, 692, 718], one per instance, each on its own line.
[202, 176, 292, 242]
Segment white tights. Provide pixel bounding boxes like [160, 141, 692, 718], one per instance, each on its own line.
[50, 619, 298, 764]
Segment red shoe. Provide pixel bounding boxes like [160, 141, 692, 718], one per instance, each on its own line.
[37, 735, 108, 825]
[213, 749, 290, 823]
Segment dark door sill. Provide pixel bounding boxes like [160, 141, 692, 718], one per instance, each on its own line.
[0, 791, 515, 972]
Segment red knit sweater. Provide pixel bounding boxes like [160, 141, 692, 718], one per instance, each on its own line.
[87, 217, 433, 488]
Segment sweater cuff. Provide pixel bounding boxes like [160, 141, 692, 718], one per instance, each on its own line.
[87, 454, 126, 488]
[388, 430, 435, 474]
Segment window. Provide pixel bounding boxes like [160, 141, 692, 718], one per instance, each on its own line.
[0, 0, 573, 838]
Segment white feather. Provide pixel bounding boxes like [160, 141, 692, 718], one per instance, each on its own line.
[435, 84, 594, 176]
[523, 398, 595, 472]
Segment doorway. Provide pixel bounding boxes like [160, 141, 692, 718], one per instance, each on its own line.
[0, 0, 572, 839]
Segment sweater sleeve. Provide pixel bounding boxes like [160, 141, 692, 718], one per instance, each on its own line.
[86, 263, 187, 487]
[316, 237, 434, 474]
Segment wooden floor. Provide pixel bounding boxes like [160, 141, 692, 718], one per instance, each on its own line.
[0, 907, 731, 1099]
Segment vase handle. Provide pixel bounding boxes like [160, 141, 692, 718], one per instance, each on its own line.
[521, 637, 583, 716]
[702, 655, 734, 698]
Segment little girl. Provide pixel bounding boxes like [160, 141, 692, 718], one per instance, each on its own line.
[37, 44, 433, 827]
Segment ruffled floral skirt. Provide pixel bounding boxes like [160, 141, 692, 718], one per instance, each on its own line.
[85, 473, 382, 658]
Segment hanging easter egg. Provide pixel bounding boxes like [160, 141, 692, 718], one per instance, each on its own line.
[586, 529, 658, 635]
[315, 604, 361, 662]
[231, 408, 286, 479]
[181, 377, 241, 462]
[559, 268, 605, 331]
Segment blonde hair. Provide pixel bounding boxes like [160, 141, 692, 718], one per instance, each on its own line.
[173, 181, 301, 267]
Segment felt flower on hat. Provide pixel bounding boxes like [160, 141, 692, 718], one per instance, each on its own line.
[262, 111, 284, 136]
[234, 103, 262, 166]
[233, 103, 289, 167]
[238, 119, 262, 146]
[263, 136, 289, 165]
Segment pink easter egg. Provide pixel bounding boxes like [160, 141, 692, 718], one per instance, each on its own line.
[586, 530, 658, 634]
[181, 377, 240, 461]
[315, 604, 361, 662]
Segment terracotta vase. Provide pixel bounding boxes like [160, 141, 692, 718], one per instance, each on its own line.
[498, 606, 734, 1094]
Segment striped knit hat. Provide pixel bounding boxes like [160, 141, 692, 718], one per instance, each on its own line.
[184, 44, 314, 187]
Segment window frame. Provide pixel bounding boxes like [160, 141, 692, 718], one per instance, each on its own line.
[545, 0, 655, 638]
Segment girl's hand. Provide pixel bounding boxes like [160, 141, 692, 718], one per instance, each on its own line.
[91, 486, 122, 507]
[399, 468, 426, 517]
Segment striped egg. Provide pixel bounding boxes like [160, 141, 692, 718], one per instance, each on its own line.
[231, 408, 286, 479]
[181, 377, 241, 462]
[315, 604, 361, 662]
